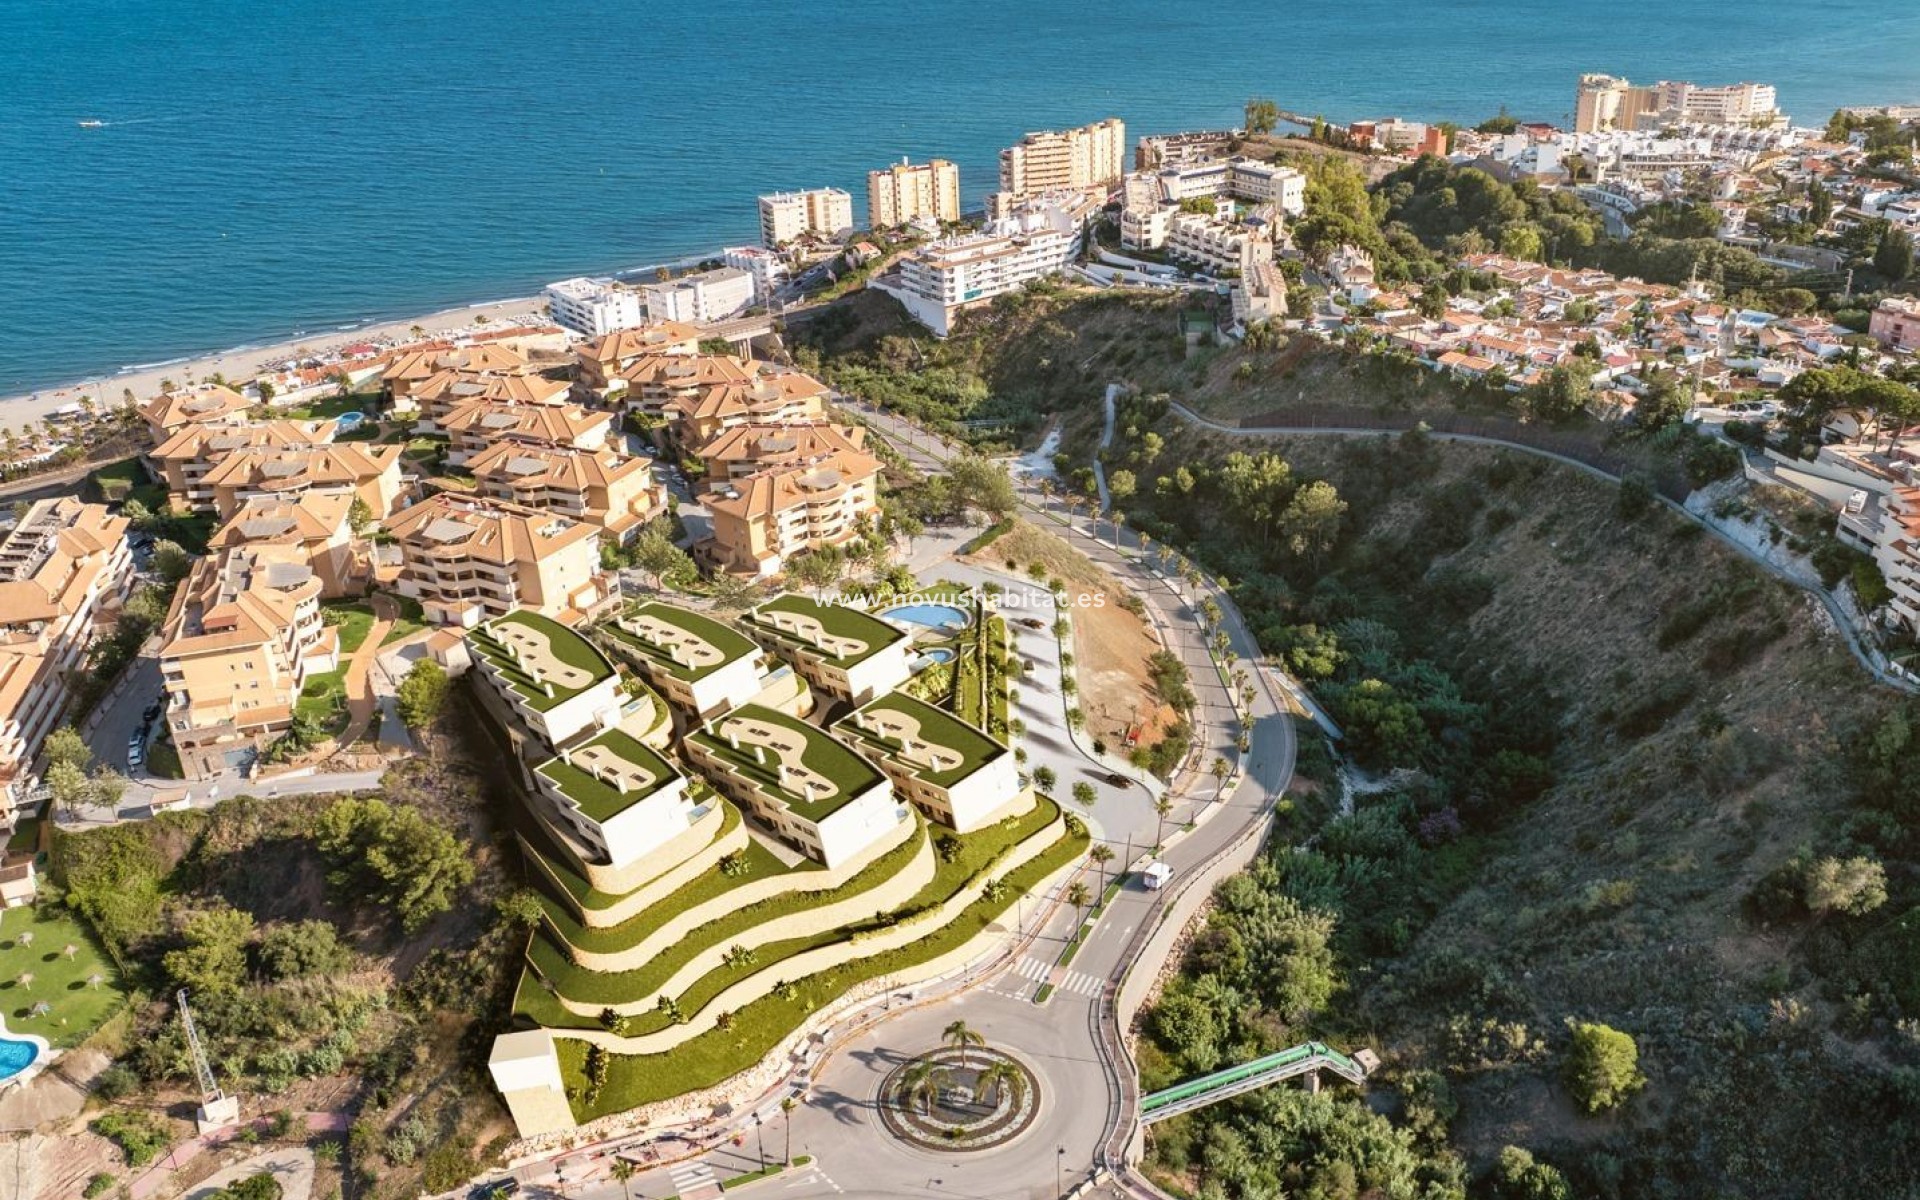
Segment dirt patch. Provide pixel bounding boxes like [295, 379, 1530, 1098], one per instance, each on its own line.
[967, 519, 1177, 750]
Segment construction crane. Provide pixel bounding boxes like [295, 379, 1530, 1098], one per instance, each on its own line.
[177, 989, 238, 1130]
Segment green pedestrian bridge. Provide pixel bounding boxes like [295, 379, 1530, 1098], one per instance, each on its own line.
[1138, 1041, 1373, 1124]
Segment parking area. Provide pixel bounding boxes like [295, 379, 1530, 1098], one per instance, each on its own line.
[84, 653, 166, 781]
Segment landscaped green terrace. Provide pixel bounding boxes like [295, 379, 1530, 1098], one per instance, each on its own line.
[535, 727, 684, 823]
[470, 610, 615, 714]
[745, 594, 907, 667]
[600, 601, 760, 683]
[688, 704, 885, 823]
[835, 690, 1006, 788]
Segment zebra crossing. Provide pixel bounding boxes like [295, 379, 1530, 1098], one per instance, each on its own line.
[1007, 955, 1107, 998]
[669, 1159, 722, 1200]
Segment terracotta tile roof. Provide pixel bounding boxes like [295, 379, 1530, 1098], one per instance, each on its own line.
[386, 494, 597, 565]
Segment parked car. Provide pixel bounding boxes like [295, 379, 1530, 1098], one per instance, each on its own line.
[469, 1181, 520, 1200]
[1102, 772, 1135, 789]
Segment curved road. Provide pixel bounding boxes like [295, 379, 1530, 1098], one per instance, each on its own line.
[530, 405, 1300, 1200]
[1170, 402, 1917, 697]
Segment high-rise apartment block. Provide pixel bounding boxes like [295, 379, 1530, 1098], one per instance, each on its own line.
[1575, 73, 1781, 133]
[757, 188, 854, 246]
[867, 158, 962, 229]
[998, 118, 1126, 197]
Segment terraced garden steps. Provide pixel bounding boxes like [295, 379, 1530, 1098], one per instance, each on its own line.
[554, 816, 1090, 1118]
[525, 798, 1069, 1030]
[543, 810, 933, 969]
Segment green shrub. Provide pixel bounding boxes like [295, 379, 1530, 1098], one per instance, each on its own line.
[91, 1109, 171, 1167]
[1563, 1021, 1645, 1112]
[83, 1175, 115, 1199]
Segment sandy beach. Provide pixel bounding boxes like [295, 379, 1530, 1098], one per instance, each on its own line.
[0, 294, 554, 433]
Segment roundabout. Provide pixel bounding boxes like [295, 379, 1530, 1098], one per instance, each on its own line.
[876, 1045, 1041, 1152]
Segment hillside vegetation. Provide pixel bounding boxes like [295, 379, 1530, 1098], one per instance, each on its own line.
[809, 286, 1920, 1197]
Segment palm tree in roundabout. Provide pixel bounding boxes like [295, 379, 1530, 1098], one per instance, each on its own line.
[943, 1019, 986, 1069]
[902, 1059, 948, 1116]
[976, 1060, 1025, 1109]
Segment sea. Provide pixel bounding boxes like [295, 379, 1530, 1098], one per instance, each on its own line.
[5, 0, 1920, 396]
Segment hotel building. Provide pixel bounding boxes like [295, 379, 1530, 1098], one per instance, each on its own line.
[640, 267, 756, 325]
[159, 545, 338, 780]
[0, 500, 132, 826]
[872, 192, 1098, 337]
[386, 495, 610, 626]
[868, 158, 962, 229]
[544, 278, 646, 337]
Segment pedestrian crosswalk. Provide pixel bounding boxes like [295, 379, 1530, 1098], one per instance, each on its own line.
[1004, 955, 1106, 998]
[670, 1159, 721, 1200]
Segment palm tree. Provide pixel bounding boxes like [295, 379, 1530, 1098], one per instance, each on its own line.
[1067, 880, 1092, 912]
[1089, 844, 1115, 892]
[1154, 796, 1174, 850]
[610, 1160, 636, 1200]
[902, 1060, 945, 1115]
[943, 1019, 985, 1069]
[976, 1061, 1025, 1108]
[1109, 509, 1126, 548]
[782, 1095, 796, 1165]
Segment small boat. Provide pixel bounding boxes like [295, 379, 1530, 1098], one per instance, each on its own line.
[77, 119, 105, 129]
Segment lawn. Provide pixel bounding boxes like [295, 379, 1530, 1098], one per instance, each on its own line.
[281, 392, 374, 421]
[146, 728, 184, 780]
[0, 904, 126, 1048]
[86, 457, 164, 509]
[555, 813, 1087, 1116]
[296, 667, 351, 733]
[323, 598, 425, 654]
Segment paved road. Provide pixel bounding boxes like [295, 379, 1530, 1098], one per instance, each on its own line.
[1169, 401, 1919, 696]
[498, 399, 1302, 1200]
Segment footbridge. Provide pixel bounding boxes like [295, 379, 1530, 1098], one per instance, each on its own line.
[1138, 1042, 1376, 1125]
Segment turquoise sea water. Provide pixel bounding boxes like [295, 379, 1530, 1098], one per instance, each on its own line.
[5, 0, 1920, 395]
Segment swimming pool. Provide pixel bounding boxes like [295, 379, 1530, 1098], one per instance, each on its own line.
[335, 411, 367, 431]
[883, 603, 971, 631]
[920, 647, 956, 664]
[0, 1036, 39, 1083]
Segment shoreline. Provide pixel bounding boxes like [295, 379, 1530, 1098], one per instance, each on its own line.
[0, 293, 553, 432]
[0, 247, 733, 432]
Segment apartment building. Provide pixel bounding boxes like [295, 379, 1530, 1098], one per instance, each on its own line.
[412, 369, 575, 429]
[685, 703, 903, 868]
[696, 422, 870, 486]
[148, 419, 336, 510]
[612, 353, 760, 421]
[467, 610, 624, 749]
[140, 384, 255, 442]
[466, 443, 665, 543]
[1871, 296, 1920, 352]
[1136, 129, 1239, 171]
[1348, 119, 1448, 157]
[382, 343, 532, 411]
[1575, 73, 1781, 132]
[705, 447, 883, 577]
[722, 246, 791, 301]
[833, 690, 1019, 832]
[573, 323, 702, 400]
[868, 158, 962, 229]
[999, 118, 1125, 197]
[440, 401, 614, 466]
[387, 494, 609, 626]
[742, 595, 911, 705]
[531, 725, 697, 870]
[640, 267, 755, 325]
[663, 372, 831, 451]
[872, 193, 1097, 337]
[198, 443, 407, 522]
[159, 545, 338, 780]
[599, 601, 767, 720]
[758, 187, 854, 247]
[209, 493, 365, 598]
[1162, 206, 1278, 275]
[544, 278, 646, 337]
[0, 500, 132, 826]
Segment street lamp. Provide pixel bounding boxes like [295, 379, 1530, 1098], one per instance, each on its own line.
[1056, 1145, 1066, 1197]
[755, 1112, 766, 1172]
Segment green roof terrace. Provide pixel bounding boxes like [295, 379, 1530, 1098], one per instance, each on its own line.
[690, 704, 885, 823]
[744, 594, 908, 669]
[535, 727, 685, 823]
[600, 601, 761, 683]
[470, 610, 616, 713]
[835, 690, 1006, 788]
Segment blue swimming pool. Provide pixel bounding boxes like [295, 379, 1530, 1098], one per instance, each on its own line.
[921, 647, 956, 664]
[883, 603, 971, 631]
[0, 1037, 38, 1082]
[335, 411, 367, 430]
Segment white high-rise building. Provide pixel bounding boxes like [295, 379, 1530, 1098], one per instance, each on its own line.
[872, 192, 1100, 336]
[999, 118, 1126, 197]
[543, 278, 645, 337]
[721, 247, 791, 301]
[757, 188, 854, 247]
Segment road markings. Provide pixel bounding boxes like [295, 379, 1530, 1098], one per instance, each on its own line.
[1056, 969, 1105, 997]
[1014, 956, 1050, 981]
[670, 1160, 721, 1200]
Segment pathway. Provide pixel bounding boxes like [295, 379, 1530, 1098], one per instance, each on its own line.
[337, 593, 399, 747]
[129, 1112, 345, 1200]
[1169, 402, 1919, 696]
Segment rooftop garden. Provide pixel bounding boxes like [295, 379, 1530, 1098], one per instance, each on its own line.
[470, 610, 615, 714]
[518, 792, 769, 919]
[837, 691, 1005, 788]
[600, 601, 760, 682]
[746, 594, 906, 667]
[552, 806, 1087, 1115]
[535, 728, 685, 823]
[688, 705, 884, 823]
